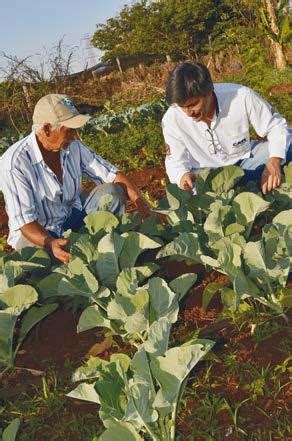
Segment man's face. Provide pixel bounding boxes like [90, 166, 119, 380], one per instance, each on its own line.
[179, 90, 214, 122]
[44, 126, 79, 151]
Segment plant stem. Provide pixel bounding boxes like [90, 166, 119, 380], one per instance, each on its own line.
[159, 419, 168, 441]
[170, 403, 177, 441]
[137, 332, 145, 344]
[143, 422, 160, 441]
[0, 365, 11, 376]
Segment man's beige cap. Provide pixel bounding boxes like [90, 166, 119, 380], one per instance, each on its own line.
[33, 94, 90, 128]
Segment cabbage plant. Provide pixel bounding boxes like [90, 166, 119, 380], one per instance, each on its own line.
[201, 210, 292, 314]
[77, 271, 197, 345]
[0, 248, 56, 368]
[156, 166, 292, 314]
[0, 284, 57, 368]
[68, 320, 214, 440]
[0, 247, 51, 292]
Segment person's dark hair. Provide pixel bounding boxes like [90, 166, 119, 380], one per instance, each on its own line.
[166, 62, 213, 104]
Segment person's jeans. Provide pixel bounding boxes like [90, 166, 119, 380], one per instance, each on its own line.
[235, 137, 292, 184]
[190, 132, 292, 185]
[49, 183, 126, 237]
[16, 183, 126, 248]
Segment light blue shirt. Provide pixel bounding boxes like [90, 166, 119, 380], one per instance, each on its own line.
[0, 132, 117, 248]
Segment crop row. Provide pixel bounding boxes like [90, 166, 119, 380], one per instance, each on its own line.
[0, 164, 291, 439]
[82, 100, 168, 136]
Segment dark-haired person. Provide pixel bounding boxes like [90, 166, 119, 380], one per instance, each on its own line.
[0, 94, 152, 264]
[162, 62, 291, 194]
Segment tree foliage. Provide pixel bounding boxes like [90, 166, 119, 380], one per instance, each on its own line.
[92, 0, 290, 65]
[92, 0, 226, 60]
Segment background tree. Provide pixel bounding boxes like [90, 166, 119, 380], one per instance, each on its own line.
[92, 0, 225, 61]
[260, 0, 290, 70]
[92, 0, 290, 71]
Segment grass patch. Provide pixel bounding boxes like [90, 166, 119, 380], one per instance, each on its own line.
[0, 369, 102, 441]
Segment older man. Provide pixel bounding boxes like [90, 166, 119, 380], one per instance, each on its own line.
[0, 94, 151, 264]
[162, 62, 291, 194]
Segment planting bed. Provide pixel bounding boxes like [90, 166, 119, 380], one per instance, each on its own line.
[1, 270, 291, 440]
[0, 166, 291, 440]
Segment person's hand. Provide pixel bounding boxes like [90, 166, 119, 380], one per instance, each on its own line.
[261, 157, 282, 194]
[179, 172, 196, 192]
[45, 237, 71, 264]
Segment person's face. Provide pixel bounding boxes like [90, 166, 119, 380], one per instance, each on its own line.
[179, 90, 214, 122]
[42, 125, 79, 151]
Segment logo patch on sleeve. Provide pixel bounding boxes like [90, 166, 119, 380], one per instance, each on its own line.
[233, 137, 247, 147]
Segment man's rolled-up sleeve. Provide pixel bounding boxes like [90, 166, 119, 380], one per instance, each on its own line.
[1, 168, 37, 231]
[246, 88, 289, 160]
[162, 122, 192, 186]
[79, 142, 118, 184]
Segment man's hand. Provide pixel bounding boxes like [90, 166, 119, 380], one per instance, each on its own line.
[179, 172, 196, 192]
[20, 221, 71, 265]
[114, 172, 166, 221]
[261, 157, 282, 194]
[45, 237, 71, 264]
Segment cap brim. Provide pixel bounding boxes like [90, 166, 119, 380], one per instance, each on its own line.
[61, 114, 90, 128]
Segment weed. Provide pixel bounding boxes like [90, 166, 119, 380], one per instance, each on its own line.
[278, 337, 292, 356]
[222, 353, 241, 375]
[141, 190, 159, 208]
[251, 320, 282, 345]
[243, 363, 272, 400]
[223, 397, 249, 436]
[177, 390, 227, 439]
[1, 370, 101, 441]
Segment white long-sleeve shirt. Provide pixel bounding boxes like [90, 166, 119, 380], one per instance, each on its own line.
[162, 83, 289, 185]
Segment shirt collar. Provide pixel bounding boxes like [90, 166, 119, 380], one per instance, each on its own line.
[213, 84, 224, 115]
[29, 132, 71, 164]
[30, 132, 43, 164]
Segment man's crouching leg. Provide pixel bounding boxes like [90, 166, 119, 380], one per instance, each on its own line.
[81, 183, 127, 216]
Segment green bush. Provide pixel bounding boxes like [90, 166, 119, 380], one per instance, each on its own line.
[224, 66, 292, 123]
[81, 118, 165, 172]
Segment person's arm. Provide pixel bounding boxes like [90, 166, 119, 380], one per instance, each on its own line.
[78, 142, 153, 217]
[20, 221, 70, 264]
[1, 167, 70, 263]
[245, 87, 289, 193]
[79, 141, 118, 184]
[113, 172, 152, 218]
[162, 118, 195, 190]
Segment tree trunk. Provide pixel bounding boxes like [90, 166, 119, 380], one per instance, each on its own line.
[22, 84, 32, 111]
[264, 0, 287, 70]
[271, 40, 287, 70]
[116, 57, 123, 77]
[265, 0, 279, 35]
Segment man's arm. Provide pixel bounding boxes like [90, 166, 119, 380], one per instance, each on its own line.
[20, 222, 71, 264]
[113, 172, 152, 218]
[246, 87, 289, 193]
[78, 142, 158, 217]
[162, 118, 194, 188]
